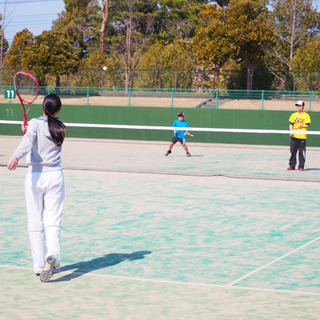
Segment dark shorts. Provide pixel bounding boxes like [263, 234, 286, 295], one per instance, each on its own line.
[171, 136, 186, 145]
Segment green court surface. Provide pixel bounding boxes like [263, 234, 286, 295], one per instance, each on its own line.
[1, 158, 320, 319]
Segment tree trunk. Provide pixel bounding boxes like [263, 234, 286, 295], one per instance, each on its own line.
[99, 0, 109, 54]
[289, 2, 296, 71]
[247, 60, 254, 91]
[216, 0, 229, 7]
[56, 75, 60, 87]
[125, 69, 131, 90]
[121, 2, 154, 90]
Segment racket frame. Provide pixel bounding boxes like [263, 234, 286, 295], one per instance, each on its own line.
[13, 71, 40, 132]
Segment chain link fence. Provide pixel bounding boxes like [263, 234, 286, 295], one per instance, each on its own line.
[1, 85, 320, 111]
[1, 67, 320, 110]
[2, 67, 320, 91]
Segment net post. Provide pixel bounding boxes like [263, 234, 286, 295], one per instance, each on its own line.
[215, 89, 219, 108]
[128, 87, 132, 107]
[309, 91, 312, 111]
[86, 87, 90, 105]
[261, 90, 264, 110]
[170, 88, 174, 107]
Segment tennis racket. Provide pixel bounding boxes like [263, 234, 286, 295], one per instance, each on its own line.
[13, 71, 40, 133]
[186, 132, 194, 137]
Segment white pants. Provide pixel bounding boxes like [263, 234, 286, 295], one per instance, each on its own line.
[25, 169, 64, 273]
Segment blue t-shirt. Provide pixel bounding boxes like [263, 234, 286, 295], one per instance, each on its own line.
[173, 119, 189, 138]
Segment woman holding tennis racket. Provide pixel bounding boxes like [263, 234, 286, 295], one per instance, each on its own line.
[7, 93, 66, 282]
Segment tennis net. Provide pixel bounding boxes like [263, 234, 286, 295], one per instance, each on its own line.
[1, 121, 320, 182]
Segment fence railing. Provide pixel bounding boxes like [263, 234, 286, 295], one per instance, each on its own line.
[1, 86, 320, 111]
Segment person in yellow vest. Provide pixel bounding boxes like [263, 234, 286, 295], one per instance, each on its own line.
[287, 101, 311, 171]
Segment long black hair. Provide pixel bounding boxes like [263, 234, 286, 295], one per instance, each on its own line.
[42, 93, 65, 146]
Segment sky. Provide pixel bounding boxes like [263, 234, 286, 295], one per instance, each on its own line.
[1, 0, 65, 46]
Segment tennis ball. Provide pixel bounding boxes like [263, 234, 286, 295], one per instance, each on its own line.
[103, 66, 108, 71]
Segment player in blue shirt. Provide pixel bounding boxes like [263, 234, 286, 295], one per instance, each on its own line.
[165, 112, 191, 157]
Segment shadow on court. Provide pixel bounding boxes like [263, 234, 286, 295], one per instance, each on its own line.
[51, 251, 152, 282]
[172, 155, 204, 157]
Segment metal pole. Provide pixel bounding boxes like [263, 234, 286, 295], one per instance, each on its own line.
[9, 85, 12, 104]
[309, 91, 312, 111]
[128, 87, 132, 107]
[171, 88, 174, 107]
[215, 89, 219, 108]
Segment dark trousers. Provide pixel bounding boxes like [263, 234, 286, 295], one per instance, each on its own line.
[289, 138, 306, 169]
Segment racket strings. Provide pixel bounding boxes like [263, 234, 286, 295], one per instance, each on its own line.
[14, 73, 39, 103]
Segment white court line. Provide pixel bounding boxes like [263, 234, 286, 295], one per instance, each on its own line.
[1, 264, 320, 296]
[229, 235, 320, 286]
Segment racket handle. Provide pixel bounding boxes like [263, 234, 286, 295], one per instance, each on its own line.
[23, 117, 28, 134]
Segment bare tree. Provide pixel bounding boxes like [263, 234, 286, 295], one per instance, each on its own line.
[0, 7, 6, 69]
[269, 0, 320, 89]
[0, 0, 13, 85]
[115, 0, 155, 89]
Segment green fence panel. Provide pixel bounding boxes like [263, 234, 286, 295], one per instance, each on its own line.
[1, 103, 319, 146]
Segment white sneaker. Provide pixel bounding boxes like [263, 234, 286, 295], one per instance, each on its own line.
[40, 255, 55, 282]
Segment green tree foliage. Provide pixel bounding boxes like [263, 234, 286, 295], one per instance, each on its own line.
[52, 0, 101, 58]
[5, 0, 320, 90]
[74, 52, 107, 87]
[193, 0, 274, 90]
[103, 1, 215, 87]
[192, 4, 230, 68]
[156, 0, 214, 42]
[227, 0, 274, 90]
[138, 40, 196, 88]
[106, 0, 161, 87]
[293, 37, 320, 71]
[22, 31, 80, 86]
[3, 29, 33, 68]
[268, 0, 320, 89]
[292, 36, 320, 90]
[225, 58, 273, 90]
